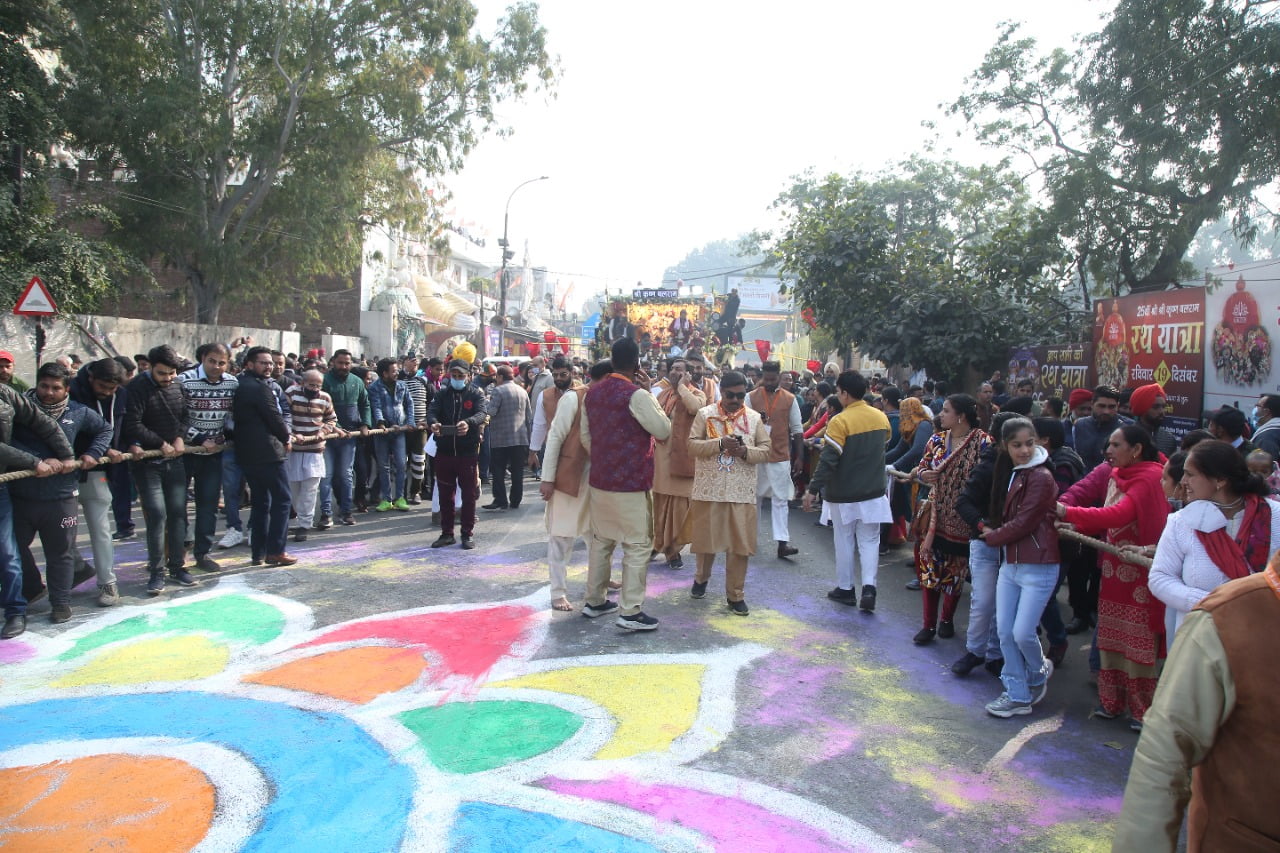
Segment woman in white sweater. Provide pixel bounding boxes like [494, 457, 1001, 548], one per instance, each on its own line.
[1148, 439, 1280, 641]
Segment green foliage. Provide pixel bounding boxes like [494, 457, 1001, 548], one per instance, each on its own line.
[759, 158, 1082, 383]
[662, 237, 765, 292]
[0, 2, 142, 314]
[952, 1, 1280, 295]
[50, 0, 556, 323]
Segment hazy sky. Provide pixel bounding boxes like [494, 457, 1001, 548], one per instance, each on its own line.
[446, 0, 1115, 297]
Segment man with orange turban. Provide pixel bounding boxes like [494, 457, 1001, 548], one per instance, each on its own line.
[1129, 383, 1176, 457]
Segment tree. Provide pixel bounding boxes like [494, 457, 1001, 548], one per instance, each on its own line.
[759, 158, 1081, 382]
[662, 238, 765, 293]
[951, 1, 1280, 295]
[51, 0, 555, 323]
[0, 2, 141, 315]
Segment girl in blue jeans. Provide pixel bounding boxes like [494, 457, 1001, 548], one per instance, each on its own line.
[977, 417, 1061, 717]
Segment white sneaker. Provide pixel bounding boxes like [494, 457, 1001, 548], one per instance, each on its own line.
[97, 582, 120, 607]
[218, 528, 245, 549]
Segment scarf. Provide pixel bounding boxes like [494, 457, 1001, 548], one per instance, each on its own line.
[705, 401, 749, 439]
[1196, 494, 1272, 580]
[658, 382, 683, 417]
[919, 428, 989, 551]
[26, 388, 69, 422]
[898, 398, 927, 442]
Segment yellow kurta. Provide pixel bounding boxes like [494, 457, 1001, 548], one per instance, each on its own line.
[680, 403, 771, 556]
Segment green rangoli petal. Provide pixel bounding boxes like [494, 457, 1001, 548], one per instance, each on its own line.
[398, 700, 583, 773]
[60, 596, 286, 661]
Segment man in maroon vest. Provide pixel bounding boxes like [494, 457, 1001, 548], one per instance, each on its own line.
[578, 338, 672, 630]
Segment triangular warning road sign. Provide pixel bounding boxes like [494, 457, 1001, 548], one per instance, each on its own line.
[14, 275, 58, 316]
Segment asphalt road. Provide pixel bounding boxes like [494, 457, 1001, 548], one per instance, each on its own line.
[3, 495, 1134, 851]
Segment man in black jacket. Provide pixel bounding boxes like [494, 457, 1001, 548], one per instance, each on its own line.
[234, 347, 295, 567]
[427, 359, 489, 549]
[124, 345, 192, 595]
[1, 382, 75, 639]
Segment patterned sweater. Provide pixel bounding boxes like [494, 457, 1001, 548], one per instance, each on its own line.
[179, 365, 238, 443]
[284, 385, 337, 454]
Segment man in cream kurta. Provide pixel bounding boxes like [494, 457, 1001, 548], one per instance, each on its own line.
[539, 386, 590, 611]
[749, 361, 804, 559]
[579, 339, 672, 631]
[683, 371, 771, 615]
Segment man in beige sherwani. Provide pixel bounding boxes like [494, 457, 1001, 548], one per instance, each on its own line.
[682, 370, 771, 615]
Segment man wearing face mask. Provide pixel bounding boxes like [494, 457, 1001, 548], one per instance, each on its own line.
[1251, 395, 1280, 460]
[428, 360, 490, 548]
[1072, 386, 1128, 473]
[528, 357, 581, 473]
[285, 370, 338, 541]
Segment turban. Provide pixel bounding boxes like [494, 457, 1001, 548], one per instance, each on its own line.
[1068, 388, 1093, 410]
[1128, 383, 1165, 418]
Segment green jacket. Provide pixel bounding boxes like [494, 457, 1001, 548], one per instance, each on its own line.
[322, 371, 372, 428]
[807, 399, 891, 503]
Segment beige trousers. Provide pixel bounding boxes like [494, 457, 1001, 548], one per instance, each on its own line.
[695, 552, 748, 602]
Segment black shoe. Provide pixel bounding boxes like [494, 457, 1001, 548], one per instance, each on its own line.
[582, 600, 619, 619]
[293, 529, 308, 542]
[984, 658, 1005, 678]
[690, 580, 708, 599]
[460, 536, 475, 550]
[1, 614, 26, 639]
[616, 611, 659, 631]
[951, 652, 984, 676]
[169, 569, 199, 587]
[72, 562, 95, 588]
[250, 557, 264, 567]
[827, 587, 858, 605]
[937, 620, 955, 639]
[112, 528, 136, 541]
[1065, 616, 1091, 635]
[341, 514, 356, 526]
[1047, 642, 1068, 668]
[913, 627, 936, 645]
[316, 514, 334, 530]
[194, 555, 221, 572]
[777, 542, 799, 559]
[146, 569, 166, 596]
[482, 502, 508, 511]
[50, 603, 72, 624]
[859, 585, 877, 612]
[728, 599, 749, 616]
[905, 578, 921, 591]
[667, 555, 684, 570]
[431, 534, 456, 548]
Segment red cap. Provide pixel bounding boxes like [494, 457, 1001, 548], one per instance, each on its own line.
[0, 350, 14, 363]
[1068, 388, 1093, 410]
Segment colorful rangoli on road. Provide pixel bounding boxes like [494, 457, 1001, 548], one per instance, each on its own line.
[0, 579, 899, 851]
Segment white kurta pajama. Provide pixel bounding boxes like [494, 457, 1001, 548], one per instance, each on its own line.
[540, 391, 591, 602]
[754, 397, 802, 543]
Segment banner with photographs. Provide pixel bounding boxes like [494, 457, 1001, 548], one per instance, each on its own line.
[1204, 275, 1277, 413]
[1092, 289, 1206, 436]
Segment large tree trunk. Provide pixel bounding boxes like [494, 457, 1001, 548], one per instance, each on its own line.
[188, 268, 222, 325]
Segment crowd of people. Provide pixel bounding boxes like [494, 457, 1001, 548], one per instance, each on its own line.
[2, 335, 1278, 847]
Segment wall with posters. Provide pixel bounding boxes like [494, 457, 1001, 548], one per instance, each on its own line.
[1204, 275, 1277, 412]
[1092, 289, 1206, 436]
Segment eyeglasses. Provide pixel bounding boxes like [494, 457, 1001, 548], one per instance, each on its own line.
[723, 391, 746, 400]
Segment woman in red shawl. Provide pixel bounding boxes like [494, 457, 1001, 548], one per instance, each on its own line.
[1056, 424, 1169, 729]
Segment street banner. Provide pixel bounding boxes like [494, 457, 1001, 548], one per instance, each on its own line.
[1204, 275, 1277, 413]
[1092, 288, 1206, 437]
[1006, 343, 1096, 400]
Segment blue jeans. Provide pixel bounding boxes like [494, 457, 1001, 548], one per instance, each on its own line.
[134, 459, 189, 570]
[0, 486, 26, 618]
[375, 433, 407, 501]
[997, 563, 1059, 703]
[244, 462, 291, 559]
[185, 453, 222, 556]
[965, 540, 1002, 660]
[222, 444, 244, 531]
[320, 440, 357, 517]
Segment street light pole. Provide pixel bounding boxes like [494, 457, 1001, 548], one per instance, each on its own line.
[487, 175, 548, 359]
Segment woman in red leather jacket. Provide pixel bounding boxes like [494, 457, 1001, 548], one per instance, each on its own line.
[977, 417, 1061, 718]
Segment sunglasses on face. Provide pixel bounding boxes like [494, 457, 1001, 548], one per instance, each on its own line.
[723, 391, 746, 400]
